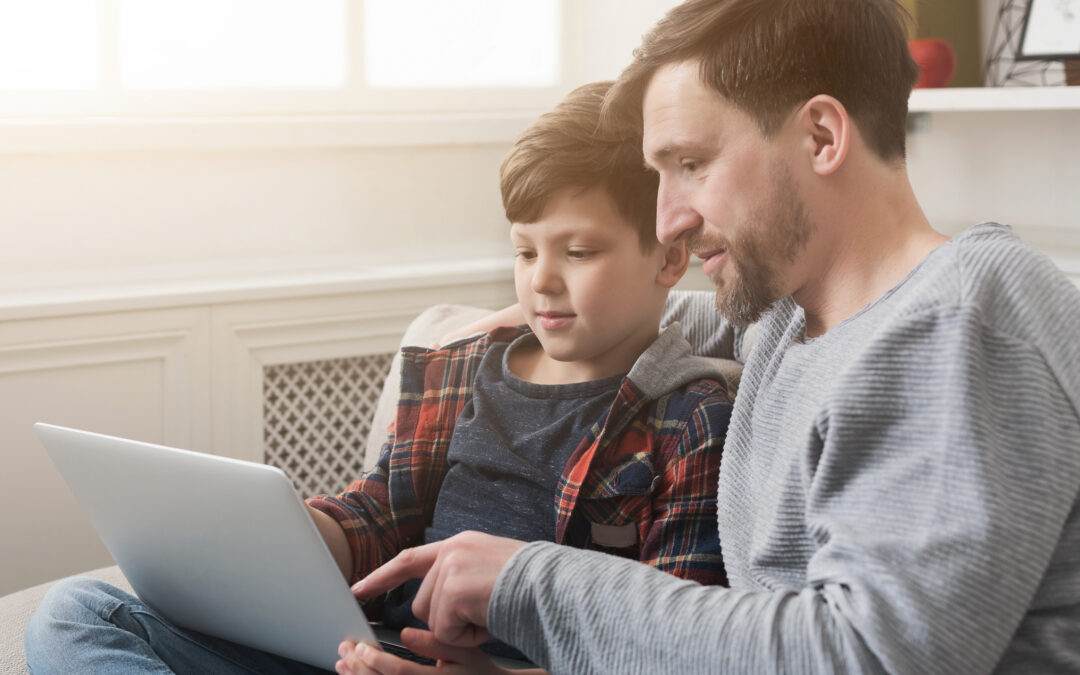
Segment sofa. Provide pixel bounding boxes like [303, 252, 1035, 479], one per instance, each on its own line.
[0, 303, 741, 674]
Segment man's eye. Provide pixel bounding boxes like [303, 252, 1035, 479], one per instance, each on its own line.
[681, 159, 701, 173]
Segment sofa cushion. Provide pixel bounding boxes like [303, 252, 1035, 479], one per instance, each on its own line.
[0, 565, 130, 675]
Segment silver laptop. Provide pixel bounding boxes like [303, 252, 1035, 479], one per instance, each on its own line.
[35, 423, 533, 671]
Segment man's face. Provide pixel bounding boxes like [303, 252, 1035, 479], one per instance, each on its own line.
[642, 61, 814, 325]
[511, 186, 669, 380]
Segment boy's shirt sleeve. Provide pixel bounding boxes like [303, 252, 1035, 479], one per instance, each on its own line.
[305, 425, 421, 586]
[305, 336, 493, 585]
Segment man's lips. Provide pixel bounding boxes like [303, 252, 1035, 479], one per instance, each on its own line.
[536, 311, 575, 330]
[695, 248, 727, 277]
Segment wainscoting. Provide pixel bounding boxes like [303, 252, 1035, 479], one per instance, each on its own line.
[0, 258, 517, 596]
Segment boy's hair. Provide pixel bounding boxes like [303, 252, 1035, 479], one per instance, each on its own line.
[501, 81, 659, 250]
[606, 0, 919, 162]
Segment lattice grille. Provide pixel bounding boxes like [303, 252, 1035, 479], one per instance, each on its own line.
[263, 353, 395, 497]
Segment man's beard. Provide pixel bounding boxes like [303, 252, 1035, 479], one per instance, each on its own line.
[690, 167, 814, 326]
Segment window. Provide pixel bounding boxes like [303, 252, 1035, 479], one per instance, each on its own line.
[117, 0, 347, 90]
[0, 1, 99, 91]
[364, 0, 560, 88]
[0, 0, 578, 118]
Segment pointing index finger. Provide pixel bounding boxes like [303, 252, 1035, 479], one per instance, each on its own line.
[351, 541, 443, 599]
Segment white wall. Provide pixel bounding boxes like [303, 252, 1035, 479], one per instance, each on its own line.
[907, 110, 1080, 237]
[0, 1, 682, 288]
[0, 145, 512, 279]
[4, 0, 1074, 289]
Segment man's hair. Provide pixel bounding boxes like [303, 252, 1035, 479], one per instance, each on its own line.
[606, 0, 919, 161]
[501, 81, 659, 249]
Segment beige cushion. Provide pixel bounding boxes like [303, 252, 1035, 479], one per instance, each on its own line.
[0, 565, 131, 675]
[363, 304, 499, 467]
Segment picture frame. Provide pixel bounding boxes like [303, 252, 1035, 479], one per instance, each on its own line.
[1016, 0, 1080, 60]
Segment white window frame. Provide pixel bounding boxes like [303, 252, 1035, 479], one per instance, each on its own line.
[0, 0, 586, 118]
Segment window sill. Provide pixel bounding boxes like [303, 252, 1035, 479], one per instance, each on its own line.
[0, 256, 516, 321]
[0, 111, 540, 154]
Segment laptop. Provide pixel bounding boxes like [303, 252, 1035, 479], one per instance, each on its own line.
[34, 423, 534, 671]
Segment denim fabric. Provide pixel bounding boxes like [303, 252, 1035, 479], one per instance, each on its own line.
[25, 577, 330, 674]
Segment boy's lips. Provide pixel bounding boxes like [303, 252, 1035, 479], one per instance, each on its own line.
[696, 248, 727, 277]
[536, 311, 575, 330]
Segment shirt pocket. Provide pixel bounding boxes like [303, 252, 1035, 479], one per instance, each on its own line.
[577, 454, 658, 555]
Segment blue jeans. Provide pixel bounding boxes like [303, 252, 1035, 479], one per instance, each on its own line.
[25, 577, 331, 674]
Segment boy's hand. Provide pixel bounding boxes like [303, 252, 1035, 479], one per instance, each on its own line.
[350, 531, 526, 648]
[335, 628, 546, 675]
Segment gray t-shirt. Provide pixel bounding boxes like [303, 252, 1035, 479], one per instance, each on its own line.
[426, 332, 623, 545]
[489, 223, 1080, 674]
[383, 332, 622, 655]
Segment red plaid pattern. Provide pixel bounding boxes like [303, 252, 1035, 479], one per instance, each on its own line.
[307, 326, 731, 591]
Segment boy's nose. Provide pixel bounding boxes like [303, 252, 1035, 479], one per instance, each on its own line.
[530, 259, 563, 294]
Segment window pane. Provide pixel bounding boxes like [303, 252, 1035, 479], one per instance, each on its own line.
[117, 0, 346, 89]
[365, 0, 560, 88]
[0, 0, 98, 90]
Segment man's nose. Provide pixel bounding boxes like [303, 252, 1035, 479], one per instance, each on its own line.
[656, 181, 702, 245]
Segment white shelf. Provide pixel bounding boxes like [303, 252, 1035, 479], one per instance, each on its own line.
[910, 86, 1080, 112]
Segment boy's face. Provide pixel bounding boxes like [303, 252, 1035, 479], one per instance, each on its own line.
[511, 186, 670, 379]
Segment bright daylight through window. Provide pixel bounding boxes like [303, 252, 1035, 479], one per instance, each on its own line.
[0, 1, 100, 90]
[0, 0, 562, 114]
[364, 0, 559, 88]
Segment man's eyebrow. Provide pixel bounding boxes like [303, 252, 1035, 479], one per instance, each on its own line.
[643, 145, 675, 171]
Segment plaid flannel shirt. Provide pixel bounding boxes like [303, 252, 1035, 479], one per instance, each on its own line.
[307, 325, 731, 592]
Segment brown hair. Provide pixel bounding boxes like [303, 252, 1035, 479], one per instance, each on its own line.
[606, 0, 918, 161]
[501, 81, 659, 249]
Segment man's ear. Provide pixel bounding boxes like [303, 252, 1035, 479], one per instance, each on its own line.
[796, 95, 849, 176]
[656, 241, 689, 288]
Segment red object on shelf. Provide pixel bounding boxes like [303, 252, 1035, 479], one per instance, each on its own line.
[909, 38, 957, 88]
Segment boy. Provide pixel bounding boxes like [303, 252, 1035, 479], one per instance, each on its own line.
[316, 81, 733, 669]
[26, 82, 733, 674]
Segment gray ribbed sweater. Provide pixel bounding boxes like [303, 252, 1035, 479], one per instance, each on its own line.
[488, 223, 1080, 674]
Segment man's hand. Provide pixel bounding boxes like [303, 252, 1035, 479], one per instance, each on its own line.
[351, 531, 526, 647]
[335, 628, 547, 675]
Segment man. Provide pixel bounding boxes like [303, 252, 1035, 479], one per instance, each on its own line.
[339, 0, 1080, 672]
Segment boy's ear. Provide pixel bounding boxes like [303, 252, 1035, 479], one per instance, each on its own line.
[656, 241, 689, 288]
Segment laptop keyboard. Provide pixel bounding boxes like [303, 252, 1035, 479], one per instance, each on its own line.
[378, 640, 437, 666]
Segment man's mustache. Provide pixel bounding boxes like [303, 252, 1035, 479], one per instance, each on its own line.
[686, 232, 731, 256]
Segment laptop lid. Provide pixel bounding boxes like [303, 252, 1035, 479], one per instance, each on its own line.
[34, 423, 375, 671]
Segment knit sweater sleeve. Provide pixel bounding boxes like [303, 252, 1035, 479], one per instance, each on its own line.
[487, 304, 1080, 674]
[661, 290, 749, 361]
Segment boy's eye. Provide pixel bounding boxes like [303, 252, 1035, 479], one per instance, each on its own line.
[567, 249, 595, 260]
[515, 250, 536, 261]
